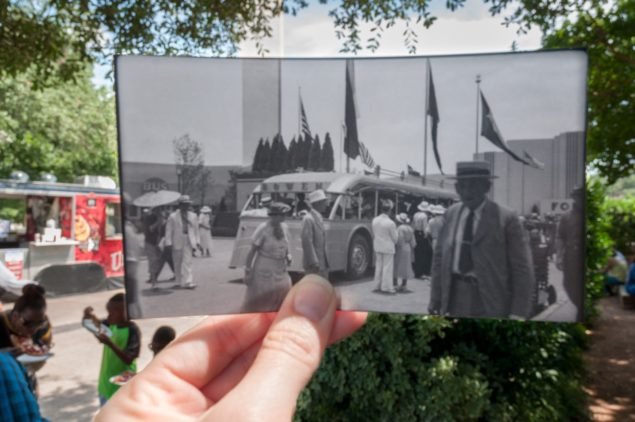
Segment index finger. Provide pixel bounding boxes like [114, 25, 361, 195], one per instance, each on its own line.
[142, 313, 275, 388]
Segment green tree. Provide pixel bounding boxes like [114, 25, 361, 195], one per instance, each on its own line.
[321, 132, 335, 171]
[0, 69, 117, 182]
[540, 0, 634, 183]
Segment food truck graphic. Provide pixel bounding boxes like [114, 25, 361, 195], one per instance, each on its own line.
[0, 176, 123, 291]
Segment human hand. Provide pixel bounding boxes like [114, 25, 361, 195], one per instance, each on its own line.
[96, 333, 111, 346]
[83, 306, 94, 320]
[96, 276, 367, 421]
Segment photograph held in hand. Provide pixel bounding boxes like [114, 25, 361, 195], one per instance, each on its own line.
[115, 50, 586, 322]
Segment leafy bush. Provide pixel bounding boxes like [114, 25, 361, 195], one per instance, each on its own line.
[296, 315, 588, 422]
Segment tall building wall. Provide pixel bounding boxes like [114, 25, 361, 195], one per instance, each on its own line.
[242, 59, 281, 166]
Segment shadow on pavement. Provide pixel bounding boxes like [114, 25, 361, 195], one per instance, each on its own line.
[39, 379, 98, 422]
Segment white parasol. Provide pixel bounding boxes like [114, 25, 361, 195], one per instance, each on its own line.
[132, 190, 181, 208]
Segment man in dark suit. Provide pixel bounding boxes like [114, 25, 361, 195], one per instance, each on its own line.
[429, 161, 536, 319]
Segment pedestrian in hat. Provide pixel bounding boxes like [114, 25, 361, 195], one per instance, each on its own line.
[198, 206, 213, 258]
[412, 200, 431, 279]
[372, 199, 398, 294]
[394, 213, 416, 292]
[164, 195, 200, 289]
[300, 189, 330, 279]
[242, 202, 293, 312]
[429, 161, 536, 319]
[426, 205, 446, 252]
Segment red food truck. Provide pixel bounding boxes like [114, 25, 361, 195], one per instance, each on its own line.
[0, 176, 123, 295]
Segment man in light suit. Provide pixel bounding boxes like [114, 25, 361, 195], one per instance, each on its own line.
[372, 200, 398, 294]
[300, 189, 329, 279]
[429, 161, 536, 319]
[165, 195, 200, 289]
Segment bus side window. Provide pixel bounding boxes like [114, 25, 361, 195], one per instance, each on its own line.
[341, 195, 359, 220]
[360, 190, 376, 220]
[378, 190, 395, 215]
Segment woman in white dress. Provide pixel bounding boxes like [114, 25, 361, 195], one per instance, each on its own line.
[242, 202, 292, 312]
[394, 213, 416, 292]
[198, 206, 213, 257]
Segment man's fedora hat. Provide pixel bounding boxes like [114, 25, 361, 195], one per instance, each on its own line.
[268, 202, 291, 216]
[449, 161, 498, 179]
[178, 195, 193, 204]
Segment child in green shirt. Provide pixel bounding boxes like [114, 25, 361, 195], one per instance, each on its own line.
[84, 293, 140, 406]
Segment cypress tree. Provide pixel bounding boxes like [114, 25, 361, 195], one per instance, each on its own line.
[279, 134, 288, 173]
[308, 134, 321, 171]
[287, 136, 297, 171]
[321, 132, 335, 171]
[261, 138, 272, 173]
[252, 138, 264, 172]
[270, 135, 280, 173]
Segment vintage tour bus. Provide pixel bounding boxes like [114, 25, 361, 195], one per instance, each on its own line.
[229, 172, 458, 279]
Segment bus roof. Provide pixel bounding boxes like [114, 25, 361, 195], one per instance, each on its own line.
[255, 172, 457, 199]
[0, 179, 120, 199]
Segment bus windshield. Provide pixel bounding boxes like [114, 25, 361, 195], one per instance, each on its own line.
[242, 192, 340, 219]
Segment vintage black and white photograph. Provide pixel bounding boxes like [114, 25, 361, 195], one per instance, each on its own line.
[115, 50, 586, 322]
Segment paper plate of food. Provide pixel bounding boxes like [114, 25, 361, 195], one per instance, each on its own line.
[17, 350, 53, 364]
[109, 370, 136, 386]
[82, 318, 112, 337]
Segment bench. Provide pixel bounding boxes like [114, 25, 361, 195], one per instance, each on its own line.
[619, 285, 635, 309]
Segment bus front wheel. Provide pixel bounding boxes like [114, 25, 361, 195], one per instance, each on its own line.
[347, 233, 371, 279]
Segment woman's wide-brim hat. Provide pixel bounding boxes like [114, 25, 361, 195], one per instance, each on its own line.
[268, 202, 291, 216]
[431, 205, 446, 215]
[200, 206, 212, 213]
[448, 161, 498, 179]
[417, 201, 430, 212]
[396, 213, 410, 224]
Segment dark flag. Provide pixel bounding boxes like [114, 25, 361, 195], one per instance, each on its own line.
[299, 94, 312, 139]
[523, 150, 545, 169]
[344, 61, 360, 159]
[480, 92, 531, 166]
[407, 164, 421, 177]
[427, 61, 443, 174]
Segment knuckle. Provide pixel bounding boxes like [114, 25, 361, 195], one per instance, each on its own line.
[261, 323, 319, 371]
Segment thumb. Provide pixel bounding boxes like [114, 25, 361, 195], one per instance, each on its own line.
[207, 275, 337, 421]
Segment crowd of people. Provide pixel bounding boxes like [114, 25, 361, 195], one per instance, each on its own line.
[137, 196, 215, 290]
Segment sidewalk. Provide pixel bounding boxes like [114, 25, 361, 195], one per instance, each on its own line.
[585, 297, 635, 421]
[35, 290, 204, 421]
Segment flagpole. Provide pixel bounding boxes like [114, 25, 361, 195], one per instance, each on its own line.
[298, 86, 301, 137]
[475, 74, 481, 157]
[423, 60, 430, 186]
[339, 122, 344, 173]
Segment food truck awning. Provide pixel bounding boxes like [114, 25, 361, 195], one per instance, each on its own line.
[0, 179, 119, 199]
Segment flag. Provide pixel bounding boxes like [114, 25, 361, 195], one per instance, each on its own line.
[480, 91, 531, 166]
[344, 61, 360, 159]
[407, 165, 421, 177]
[299, 94, 312, 139]
[523, 150, 545, 169]
[359, 142, 376, 168]
[427, 61, 443, 174]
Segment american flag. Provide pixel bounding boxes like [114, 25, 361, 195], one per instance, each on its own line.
[359, 142, 376, 169]
[299, 95, 312, 139]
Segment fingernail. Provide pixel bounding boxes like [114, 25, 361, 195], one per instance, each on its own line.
[294, 279, 333, 322]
